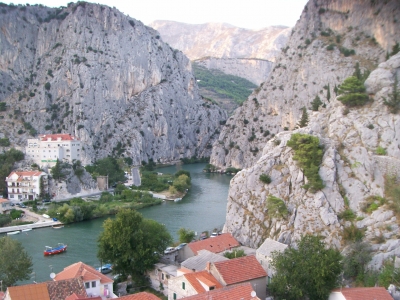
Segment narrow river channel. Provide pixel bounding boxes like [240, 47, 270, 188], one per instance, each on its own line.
[9, 163, 232, 284]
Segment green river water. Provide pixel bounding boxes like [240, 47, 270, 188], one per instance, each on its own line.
[8, 163, 232, 284]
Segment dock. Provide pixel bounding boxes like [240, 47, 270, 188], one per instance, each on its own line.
[0, 220, 62, 234]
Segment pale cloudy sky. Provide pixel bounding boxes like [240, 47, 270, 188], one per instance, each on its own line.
[8, 0, 309, 29]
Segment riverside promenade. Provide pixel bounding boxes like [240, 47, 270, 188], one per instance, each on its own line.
[0, 207, 62, 234]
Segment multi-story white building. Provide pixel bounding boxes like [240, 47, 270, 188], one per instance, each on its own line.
[5, 171, 48, 201]
[26, 134, 81, 167]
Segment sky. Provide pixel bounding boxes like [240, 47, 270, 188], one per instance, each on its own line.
[8, 0, 309, 29]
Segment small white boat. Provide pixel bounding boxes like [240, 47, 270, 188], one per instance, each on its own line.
[52, 224, 64, 229]
[21, 228, 32, 232]
[174, 198, 182, 202]
[7, 230, 21, 235]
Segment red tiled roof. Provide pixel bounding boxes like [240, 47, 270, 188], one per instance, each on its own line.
[65, 294, 101, 300]
[54, 262, 113, 284]
[8, 171, 44, 178]
[46, 277, 88, 300]
[188, 233, 240, 255]
[7, 283, 50, 300]
[117, 292, 161, 300]
[183, 283, 260, 300]
[0, 198, 9, 203]
[213, 255, 267, 285]
[39, 134, 78, 141]
[184, 270, 223, 293]
[332, 287, 393, 300]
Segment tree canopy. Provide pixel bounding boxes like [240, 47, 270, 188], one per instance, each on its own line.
[85, 157, 126, 184]
[178, 227, 195, 243]
[269, 235, 342, 300]
[98, 209, 172, 282]
[0, 236, 33, 288]
[338, 76, 369, 107]
[0, 148, 24, 197]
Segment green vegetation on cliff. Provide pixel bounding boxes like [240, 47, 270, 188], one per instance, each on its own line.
[192, 63, 257, 105]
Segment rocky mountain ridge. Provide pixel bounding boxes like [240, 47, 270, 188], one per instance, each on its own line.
[0, 3, 227, 165]
[220, 0, 400, 267]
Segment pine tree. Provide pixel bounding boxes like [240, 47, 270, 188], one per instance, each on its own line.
[338, 76, 369, 107]
[311, 95, 323, 111]
[297, 107, 309, 128]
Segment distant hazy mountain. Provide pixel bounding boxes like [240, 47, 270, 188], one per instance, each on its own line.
[149, 21, 291, 61]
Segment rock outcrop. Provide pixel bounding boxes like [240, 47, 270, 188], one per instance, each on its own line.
[0, 3, 227, 165]
[210, 0, 400, 170]
[223, 0, 400, 267]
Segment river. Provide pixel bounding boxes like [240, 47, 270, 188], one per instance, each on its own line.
[9, 163, 232, 284]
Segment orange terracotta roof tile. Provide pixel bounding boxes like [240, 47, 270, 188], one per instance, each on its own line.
[54, 262, 113, 284]
[7, 282, 50, 300]
[213, 255, 267, 285]
[0, 198, 9, 203]
[188, 233, 240, 255]
[332, 287, 393, 300]
[184, 283, 260, 300]
[46, 277, 87, 300]
[39, 134, 78, 141]
[8, 171, 44, 178]
[65, 294, 101, 300]
[117, 292, 161, 300]
[184, 270, 223, 293]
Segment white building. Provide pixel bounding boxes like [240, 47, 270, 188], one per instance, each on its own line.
[6, 171, 48, 201]
[26, 134, 81, 167]
[256, 238, 288, 283]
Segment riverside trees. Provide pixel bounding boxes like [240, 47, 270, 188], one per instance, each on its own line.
[97, 209, 172, 285]
[0, 236, 33, 288]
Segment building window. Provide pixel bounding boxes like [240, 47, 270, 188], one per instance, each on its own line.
[85, 282, 90, 289]
[182, 282, 185, 290]
[92, 281, 96, 288]
[173, 293, 177, 300]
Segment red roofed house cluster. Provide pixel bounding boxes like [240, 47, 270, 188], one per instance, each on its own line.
[5, 171, 48, 201]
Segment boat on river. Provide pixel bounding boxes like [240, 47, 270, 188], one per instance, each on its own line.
[44, 243, 67, 256]
[21, 228, 32, 232]
[52, 224, 64, 229]
[7, 230, 20, 235]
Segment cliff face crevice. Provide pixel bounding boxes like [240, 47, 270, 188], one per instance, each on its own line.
[0, 3, 227, 165]
[210, 0, 400, 171]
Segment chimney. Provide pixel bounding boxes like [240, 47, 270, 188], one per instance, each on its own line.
[206, 262, 210, 272]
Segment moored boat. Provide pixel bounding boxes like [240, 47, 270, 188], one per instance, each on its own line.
[44, 243, 67, 256]
[7, 230, 21, 235]
[21, 228, 32, 232]
[52, 224, 64, 229]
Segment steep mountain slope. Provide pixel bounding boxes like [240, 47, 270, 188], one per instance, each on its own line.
[149, 21, 290, 61]
[0, 3, 227, 165]
[210, 0, 400, 170]
[220, 0, 400, 267]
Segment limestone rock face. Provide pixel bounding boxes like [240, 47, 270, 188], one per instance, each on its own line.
[210, 0, 400, 171]
[223, 1, 400, 268]
[149, 21, 290, 61]
[0, 3, 227, 165]
[149, 21, 290, 85]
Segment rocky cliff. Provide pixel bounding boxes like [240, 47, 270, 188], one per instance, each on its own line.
[0, 3, 227, 165]
[210, 0, 400, 170]
[222, 0, 400, 267]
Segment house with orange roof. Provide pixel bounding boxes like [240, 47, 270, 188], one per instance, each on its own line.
[183, 283, 260, 300]
[0, 198, 12, 214]
[26, 134, 81, 167]
[329, 287, 393, 300]
[208, 255, 267, 300]
[117, 292, 161, 300]
[6, 171, 48, 201]
[4, 278, 88, 300]
[167, 270, 223, 300]
[187, 233, 240, 257]
[54, 262, 116, 299]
